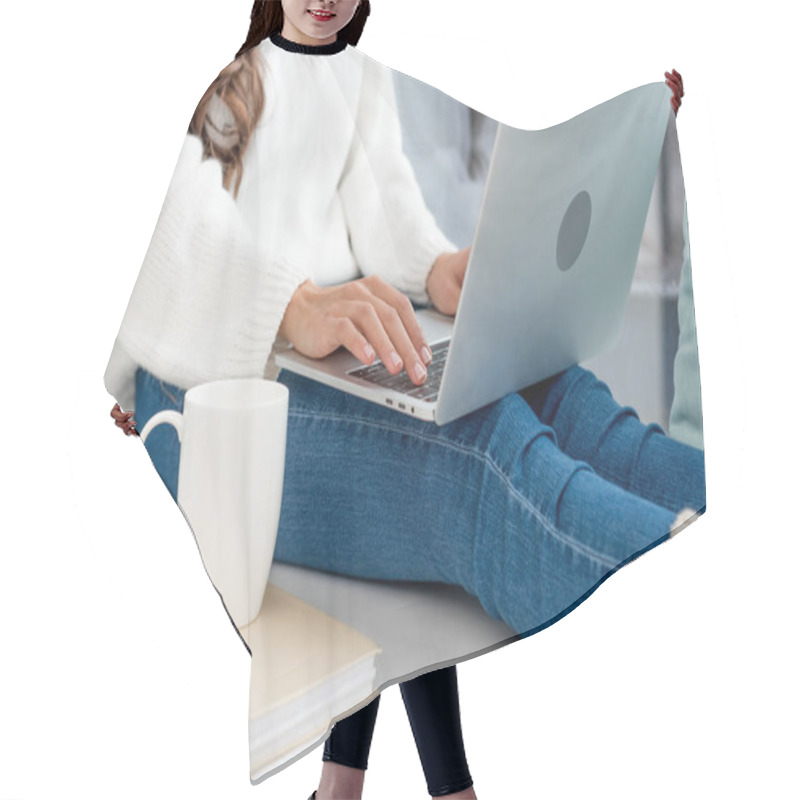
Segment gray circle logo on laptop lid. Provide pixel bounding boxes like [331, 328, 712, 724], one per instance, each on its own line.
[556, 190, 592, 271]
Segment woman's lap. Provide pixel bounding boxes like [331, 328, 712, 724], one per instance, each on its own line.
[273, 369, 682, 632]
[134, 365, 701, 634]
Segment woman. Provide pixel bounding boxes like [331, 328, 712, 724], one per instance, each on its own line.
[109, 1, 695, 795]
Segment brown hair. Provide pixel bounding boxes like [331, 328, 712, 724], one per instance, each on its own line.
[188, 1, 371, 198]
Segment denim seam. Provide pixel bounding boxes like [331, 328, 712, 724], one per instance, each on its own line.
[289, 409, 619, 570]
[159, 379, 182, 407]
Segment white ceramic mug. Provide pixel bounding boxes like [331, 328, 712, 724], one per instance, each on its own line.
[139, 379, 289, 629]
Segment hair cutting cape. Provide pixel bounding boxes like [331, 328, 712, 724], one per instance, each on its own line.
[104, 35, 705, 783]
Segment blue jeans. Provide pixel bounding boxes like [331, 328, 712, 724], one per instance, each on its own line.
[134, 366, 705, 635]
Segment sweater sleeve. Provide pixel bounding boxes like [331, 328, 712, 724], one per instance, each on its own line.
[337, 57, 458, 306]
[104, 134, 308, 410]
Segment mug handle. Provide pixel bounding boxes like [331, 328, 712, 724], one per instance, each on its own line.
[139, 410, 185, 444]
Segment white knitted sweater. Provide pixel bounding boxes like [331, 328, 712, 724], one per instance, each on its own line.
[104, 35, 456, 410]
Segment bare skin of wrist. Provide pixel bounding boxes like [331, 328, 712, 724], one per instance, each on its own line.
[278, 275, 434, 385]
[110, 251, 471, 437]
[426, 247, 470, 317]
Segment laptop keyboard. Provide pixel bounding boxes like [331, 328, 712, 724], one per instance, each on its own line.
[348, 340, 450, 403]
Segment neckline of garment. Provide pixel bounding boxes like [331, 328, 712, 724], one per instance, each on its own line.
[270, 32, 348, 56]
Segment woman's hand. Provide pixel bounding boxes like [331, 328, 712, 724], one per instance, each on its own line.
[665, 69, 684, 116]
[278, 275, 434, 385]
[111, 403, 139, 437]
[426, 247, 470, 317]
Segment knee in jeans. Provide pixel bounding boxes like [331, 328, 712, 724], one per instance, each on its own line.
[487, 392, 557, 448]
[463, 392, 559, 502]
[563, 365, 611, 406]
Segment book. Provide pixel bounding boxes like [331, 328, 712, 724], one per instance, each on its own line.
[240, 584, 382, 781]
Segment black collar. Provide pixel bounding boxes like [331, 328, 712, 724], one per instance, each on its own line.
[270, 32, 348, 56]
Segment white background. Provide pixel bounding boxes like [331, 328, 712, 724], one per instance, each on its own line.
[1, 1, 797, 798]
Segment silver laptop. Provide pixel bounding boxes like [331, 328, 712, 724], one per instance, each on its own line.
[276, 82, 673, 426]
